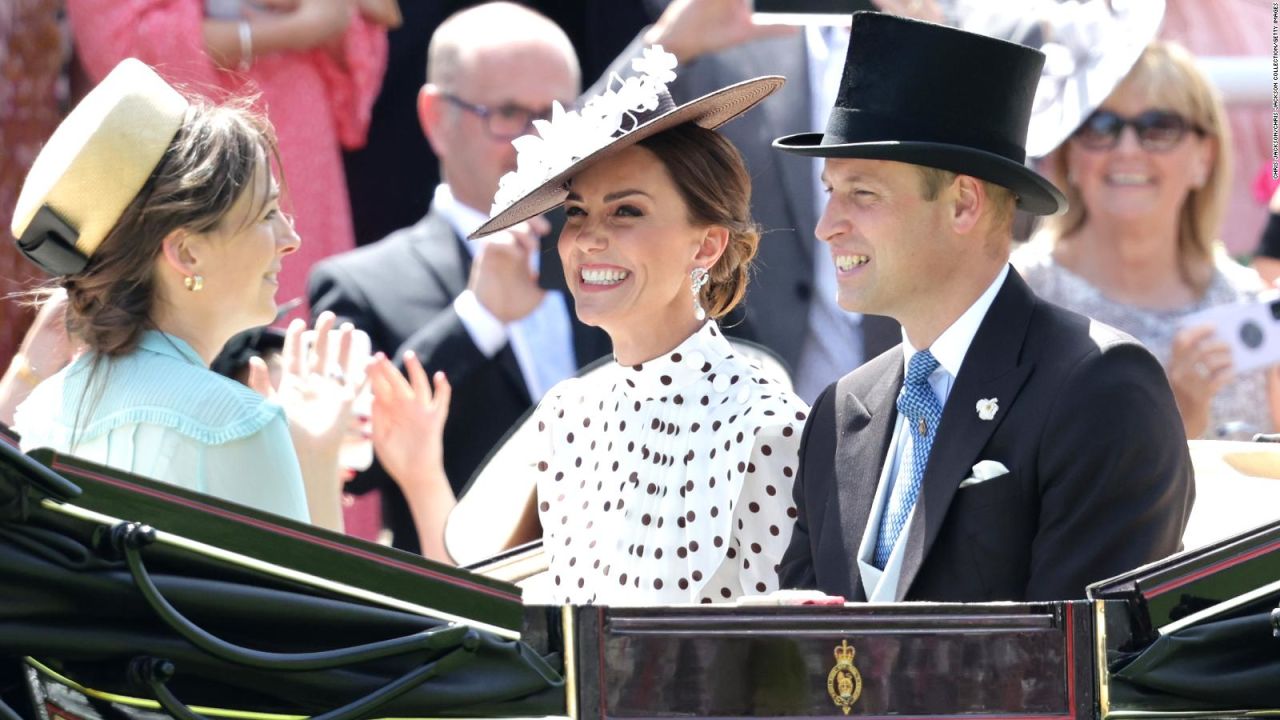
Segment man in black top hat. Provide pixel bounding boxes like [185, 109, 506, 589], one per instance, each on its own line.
[775, 12, 1194, 602]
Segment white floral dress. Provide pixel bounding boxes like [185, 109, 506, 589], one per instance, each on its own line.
[529, 321, 808, 605]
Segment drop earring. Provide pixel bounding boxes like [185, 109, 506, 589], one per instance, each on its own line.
[184, 274, 204, 292]
[690, 267, 709, 321]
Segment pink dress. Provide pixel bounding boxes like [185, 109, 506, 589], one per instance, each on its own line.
[0, 0, 66, 370]
[66, 0, 388, 312]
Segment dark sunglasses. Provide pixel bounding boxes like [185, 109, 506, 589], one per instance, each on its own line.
[1073, 109, 1205, 152]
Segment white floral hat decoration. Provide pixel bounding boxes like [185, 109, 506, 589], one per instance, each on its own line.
[471, 46, 783, 239]
[950, 0, 1164, 158]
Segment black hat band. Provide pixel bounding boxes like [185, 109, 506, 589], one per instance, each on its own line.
[823, 107, 1028, 165]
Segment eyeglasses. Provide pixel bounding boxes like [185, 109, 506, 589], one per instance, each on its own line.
[1073, 109, 1205, 152]
[442, 94, 553, 140]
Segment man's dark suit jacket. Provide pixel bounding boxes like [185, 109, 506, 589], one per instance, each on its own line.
[599, 33, 900, 374]
[308, 210, 609, 553]
[778, 270, 1195, 602]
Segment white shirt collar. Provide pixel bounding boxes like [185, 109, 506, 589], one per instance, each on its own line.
[901, 264, 1010, 380]
[432, 184, 489, 254]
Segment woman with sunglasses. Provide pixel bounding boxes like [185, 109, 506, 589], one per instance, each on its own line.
[1014, 41, 1275, 439]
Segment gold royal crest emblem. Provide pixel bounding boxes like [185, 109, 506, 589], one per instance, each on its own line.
[826, 640, 863, 715]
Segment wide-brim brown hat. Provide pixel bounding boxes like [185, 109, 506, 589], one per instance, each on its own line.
[12, 58, 189, 275]
[471, 55, 782, 239]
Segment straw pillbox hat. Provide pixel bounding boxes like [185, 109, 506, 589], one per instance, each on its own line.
[11, 58, 189, 276]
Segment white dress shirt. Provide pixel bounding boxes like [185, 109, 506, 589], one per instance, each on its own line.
[857, 265, 1010, 601]
[435, 185, 577, 401]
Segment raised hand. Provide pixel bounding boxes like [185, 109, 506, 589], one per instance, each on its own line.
[369, 350, 456, 562]
[250, 311, 362, 530]
[468, 217, 548, 324]
[1168, 324, 1233, 438]
[643, 0, 796, 65]
[369, 350, 451, 487]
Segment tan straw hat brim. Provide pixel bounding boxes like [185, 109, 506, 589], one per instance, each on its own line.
[470, 75, 784, 240]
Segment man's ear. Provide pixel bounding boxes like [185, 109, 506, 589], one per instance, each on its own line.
[693, 225, 730, 268]
[419, 84, 449, 157]
[160, 228, 202, 278]
[951, 175, 984, 236]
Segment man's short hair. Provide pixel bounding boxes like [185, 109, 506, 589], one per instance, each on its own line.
[915, 166, 1015, 234]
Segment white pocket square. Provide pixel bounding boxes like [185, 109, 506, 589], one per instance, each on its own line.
[958, 460, 1009, 488]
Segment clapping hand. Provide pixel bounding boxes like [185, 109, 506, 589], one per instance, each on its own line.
[244, 0, 352, 51]
[368, 350, 451, 490]
[1169, 324, 1233, 438]
[469, 217, 548, 324]
[643, 0, 796, 65]
[19, 288, 75, 381]
[369, 351, 456, 561]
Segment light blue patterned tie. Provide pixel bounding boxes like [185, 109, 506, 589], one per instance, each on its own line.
[873, 350, 942, 569]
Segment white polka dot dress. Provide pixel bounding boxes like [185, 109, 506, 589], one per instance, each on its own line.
[530, 321, 809, 605]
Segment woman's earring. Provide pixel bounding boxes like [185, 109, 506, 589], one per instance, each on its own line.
[690, 267, 709, 321]
[184, 274, 204, 292]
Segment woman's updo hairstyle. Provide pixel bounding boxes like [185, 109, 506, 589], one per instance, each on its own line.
[63, 98, 278, 357]
[638, 123, 760, 320]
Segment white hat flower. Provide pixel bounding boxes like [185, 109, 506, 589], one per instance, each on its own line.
[632, 45, 678, 85]
[487, 45, 680, 217]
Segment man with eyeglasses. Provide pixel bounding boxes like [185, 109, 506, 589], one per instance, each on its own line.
[309, 2, 609, 555]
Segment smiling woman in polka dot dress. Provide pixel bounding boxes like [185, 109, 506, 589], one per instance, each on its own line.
[473, 52, 806, 605]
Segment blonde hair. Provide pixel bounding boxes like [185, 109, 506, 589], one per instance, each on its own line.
[1040, 40, 1230, 293]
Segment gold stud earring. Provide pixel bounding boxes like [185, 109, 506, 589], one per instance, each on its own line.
[184, 274, 204, 292]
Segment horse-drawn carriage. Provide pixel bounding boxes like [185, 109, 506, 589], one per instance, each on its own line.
[1, 436, 1276, 720]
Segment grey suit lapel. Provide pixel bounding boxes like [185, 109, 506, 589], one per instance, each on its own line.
[408, 211, 470, 300]
[830, 352, 902, 601]
[860, 313, 903, 362]
[896, 269, 1037, 598]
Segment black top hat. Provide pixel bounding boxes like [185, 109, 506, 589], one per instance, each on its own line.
[774, 12, 1066, 216]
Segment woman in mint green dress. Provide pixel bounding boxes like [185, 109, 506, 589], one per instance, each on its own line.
[11, 59, 354, 528]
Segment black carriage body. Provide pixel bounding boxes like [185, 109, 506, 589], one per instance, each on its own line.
[1, 438, 1277, 720]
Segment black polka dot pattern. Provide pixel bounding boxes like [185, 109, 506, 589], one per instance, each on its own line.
[526, 321, 807, 606]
